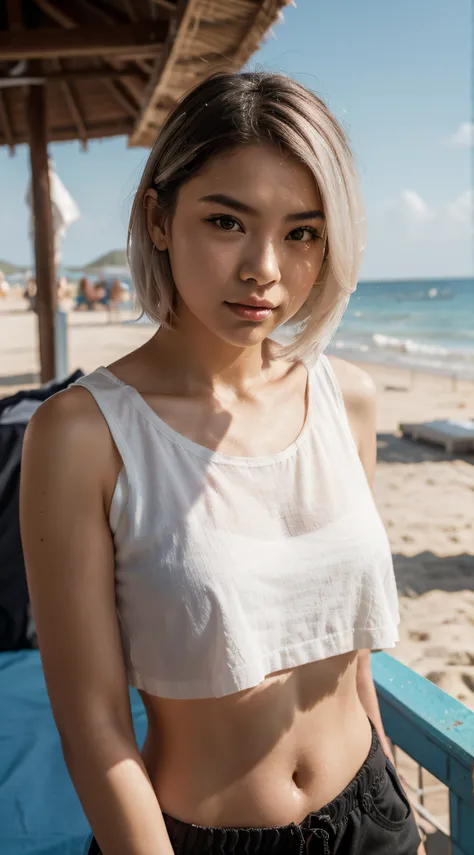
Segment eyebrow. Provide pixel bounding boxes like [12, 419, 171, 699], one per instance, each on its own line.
[198, 194, 325, 222]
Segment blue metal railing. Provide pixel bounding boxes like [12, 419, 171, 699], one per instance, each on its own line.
[372, 652, 474, 855]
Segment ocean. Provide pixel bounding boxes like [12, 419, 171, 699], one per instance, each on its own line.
[109, 274, 474, 379]
[12, 269, 473, 379]
[326, 277, 474, 380]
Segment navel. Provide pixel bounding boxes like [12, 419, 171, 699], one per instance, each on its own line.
[292, 766, 304, 790]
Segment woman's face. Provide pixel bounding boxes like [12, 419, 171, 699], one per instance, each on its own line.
[155, 143, 326, 348]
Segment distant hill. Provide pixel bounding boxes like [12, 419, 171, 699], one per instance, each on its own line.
[74, 249, 128, 272]
[0, 250, 129, 277]
[0, 259, 27, 275]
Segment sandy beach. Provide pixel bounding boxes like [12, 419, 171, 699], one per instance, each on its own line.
[1, 291, 473, 846]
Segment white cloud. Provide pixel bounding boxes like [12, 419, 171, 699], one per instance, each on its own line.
[384, 190, 435, 231]
[446, 122, 474, 148]
[446, 189, 473, 231]
[400, 190, 435, 224]
[366, 188, 472, 277]
[381, 187, 473, 242]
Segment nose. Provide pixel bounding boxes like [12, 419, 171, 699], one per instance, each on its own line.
[238, 239, 281, 287]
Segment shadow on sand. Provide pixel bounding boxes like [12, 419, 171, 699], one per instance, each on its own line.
[392, 552, 474, 597]
[377, 432, 474, 466]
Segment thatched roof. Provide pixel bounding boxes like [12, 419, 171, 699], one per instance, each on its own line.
[0, 0, 291, 152]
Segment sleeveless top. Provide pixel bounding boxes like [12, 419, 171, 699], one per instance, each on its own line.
[73, 355, 399, 699]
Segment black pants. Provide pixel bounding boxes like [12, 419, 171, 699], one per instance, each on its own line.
[87, 720, 421, 854]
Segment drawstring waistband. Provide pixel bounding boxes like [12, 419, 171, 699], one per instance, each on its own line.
[291, 821, 331, 853]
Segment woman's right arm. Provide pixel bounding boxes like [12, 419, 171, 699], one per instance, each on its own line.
[19, 388, 175, 855]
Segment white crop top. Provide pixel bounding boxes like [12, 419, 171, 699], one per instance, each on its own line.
[73, 354, 399, 699]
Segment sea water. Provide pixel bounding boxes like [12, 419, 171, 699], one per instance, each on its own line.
[327, 277, 474, 379]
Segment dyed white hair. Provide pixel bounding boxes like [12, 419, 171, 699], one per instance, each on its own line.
[128, 71, 365, 364]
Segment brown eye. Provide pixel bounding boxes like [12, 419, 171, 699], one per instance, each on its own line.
[287, 227, 319, 242]
[207, 215, 241, 232]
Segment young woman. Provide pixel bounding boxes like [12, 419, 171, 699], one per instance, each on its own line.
[20, 72, 424, 855]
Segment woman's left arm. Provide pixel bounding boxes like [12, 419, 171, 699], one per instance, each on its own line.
[345, 363, 395, 759]
[356, 649, 394, 762]
[335, 357, 427, 853]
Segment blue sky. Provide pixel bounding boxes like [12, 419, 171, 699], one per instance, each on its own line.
[0, 0, 471, 280]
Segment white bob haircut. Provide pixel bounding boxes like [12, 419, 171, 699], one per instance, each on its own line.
[128, 71, 365, 364]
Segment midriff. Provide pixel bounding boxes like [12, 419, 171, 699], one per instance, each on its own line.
[139, 651, 373, 829]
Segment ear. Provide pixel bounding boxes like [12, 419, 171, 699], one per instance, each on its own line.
[143, 188, 168, 251]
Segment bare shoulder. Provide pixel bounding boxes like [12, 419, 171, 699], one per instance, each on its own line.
[20, 386, 133, 742]
[326, 355, 377, 413]
[26, 384, 106, 436]
[326, 356, 377, 476]
[23, 385, 120, 505]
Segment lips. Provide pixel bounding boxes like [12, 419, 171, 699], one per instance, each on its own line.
[225, 302, 275, 321]
[226, 300, 276, 309]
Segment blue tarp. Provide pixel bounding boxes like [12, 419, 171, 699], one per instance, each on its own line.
[0, 651, 147, 855]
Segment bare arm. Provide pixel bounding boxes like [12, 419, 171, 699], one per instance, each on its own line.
[333, 358, 427, 852]
[328, 357, 395, 752]
[342, 364, 394, 757]
[20, 389, 174, 855]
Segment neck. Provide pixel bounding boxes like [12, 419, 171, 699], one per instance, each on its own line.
[146, 313, 276, 401]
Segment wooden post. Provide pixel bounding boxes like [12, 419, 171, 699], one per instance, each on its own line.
[26, 83, 56, 383]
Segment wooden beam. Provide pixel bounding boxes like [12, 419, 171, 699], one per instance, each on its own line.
[101, 57, 147, 106]
[62, 81, 88, 150]
[130, 0, 192, 146]
[72, 0, 129, 25]
[152, 0, 178, 13]
[26, 84, 57, 384]
[6, 0, 23, 31]
[135, 59, 152, 74]
[32, 0, 151, 94]
[46, 118, 133, 142]
[32, 0, 75, 28]
[52, 58, 88, 150]
[32, 0, 128, 28]
[0, 91, 15, 154]
[0, 22, 168, 61]
[119, 0, 137, 20]
[0, 65, 147, 84]
[102, 79, 139, 117]
[1, 118, 134, 146]
[57, 0, 152, 94]
[35, 0, 131, 27]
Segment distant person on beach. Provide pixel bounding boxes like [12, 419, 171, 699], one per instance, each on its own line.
[23, 277, 37, 312]
[20, 73, 425, 855]
[107, 278, 125, 322]
[0, 271, 10, 299]
[75, 276, 108, 311]
[57, 276, 69, 302]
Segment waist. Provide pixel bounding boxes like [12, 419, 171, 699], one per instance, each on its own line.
[140, 654, 372, 828]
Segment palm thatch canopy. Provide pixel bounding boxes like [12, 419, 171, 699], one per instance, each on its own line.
[0, 0, 290, 152]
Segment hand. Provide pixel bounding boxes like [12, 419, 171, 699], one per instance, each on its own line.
[381, 740, 427, 854]
[417, 838, 427, 855]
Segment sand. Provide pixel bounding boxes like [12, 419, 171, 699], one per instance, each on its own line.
[1, 291, 473, 848]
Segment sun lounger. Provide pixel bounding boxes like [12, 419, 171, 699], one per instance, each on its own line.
[399, 419, 474, 454]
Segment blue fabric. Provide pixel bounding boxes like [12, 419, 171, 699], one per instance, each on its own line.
[0, 650, 147, 855]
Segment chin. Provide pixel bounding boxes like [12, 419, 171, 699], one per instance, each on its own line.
[213, 325, 270, 348]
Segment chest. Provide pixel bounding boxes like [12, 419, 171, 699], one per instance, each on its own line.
[138, 368, 309, 458]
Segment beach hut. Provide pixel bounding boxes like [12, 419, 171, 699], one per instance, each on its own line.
[0, 0, 290, 382]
